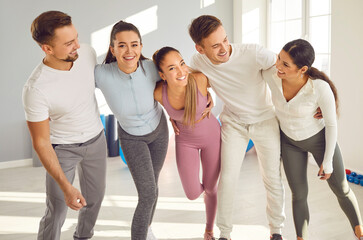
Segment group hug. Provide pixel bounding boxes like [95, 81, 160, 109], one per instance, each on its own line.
[22, 10, 363, 240]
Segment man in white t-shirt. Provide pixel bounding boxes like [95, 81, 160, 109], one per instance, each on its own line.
[188, 15, 285, 240]
[22, 11, 107, 240]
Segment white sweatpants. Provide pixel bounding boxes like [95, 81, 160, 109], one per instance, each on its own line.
[217, 112, 285, 239]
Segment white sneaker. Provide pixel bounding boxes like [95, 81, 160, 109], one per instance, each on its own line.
[147, 227, 157, 240]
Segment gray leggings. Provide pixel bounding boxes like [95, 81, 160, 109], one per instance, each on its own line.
[118, 112, 169, 240]
[281, 128, 362, 239]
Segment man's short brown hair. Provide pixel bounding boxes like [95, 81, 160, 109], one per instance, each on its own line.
[188, 15, 222, 46]
[31, 11, 72, 46]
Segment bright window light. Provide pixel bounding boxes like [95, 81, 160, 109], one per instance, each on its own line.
[200, 0, 215, 8]
[91, 24, 113, 58]
[91, 5, 158, 57]
[125, 5, 158, 37]
[242, 8, 260, 44]
[268, 0, 331, 74]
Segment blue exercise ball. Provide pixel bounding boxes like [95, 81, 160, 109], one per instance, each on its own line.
[119, 145, 127, 165]
[217, 117, 254, 152]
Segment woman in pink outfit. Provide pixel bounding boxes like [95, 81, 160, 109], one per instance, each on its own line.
[153, 47, 221, 240]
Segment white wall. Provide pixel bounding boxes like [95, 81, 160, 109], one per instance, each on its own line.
[331, 0, 363, 172]
[0, 0, 233, 163]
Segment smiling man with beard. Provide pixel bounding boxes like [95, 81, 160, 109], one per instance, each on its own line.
[22, 11, 107, 240]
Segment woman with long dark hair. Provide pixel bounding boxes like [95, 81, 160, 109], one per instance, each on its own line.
[264, 39, 363, 240]
[95, 20, 169, 240]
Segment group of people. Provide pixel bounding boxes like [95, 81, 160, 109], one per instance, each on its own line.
[22, 10, 362, 240]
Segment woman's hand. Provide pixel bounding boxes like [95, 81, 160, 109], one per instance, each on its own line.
[318, 165, 331, 180]
[314, 107, 323, 119]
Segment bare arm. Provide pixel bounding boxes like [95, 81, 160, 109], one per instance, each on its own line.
[193, 72, 214, 118]
[27, 119, 86, 210]
[154, 81, 180, 135]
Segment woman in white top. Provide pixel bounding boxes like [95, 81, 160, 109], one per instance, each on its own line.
[263, 39, 362, 240]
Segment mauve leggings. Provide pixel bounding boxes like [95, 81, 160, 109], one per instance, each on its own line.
[175, 115, 221, 231]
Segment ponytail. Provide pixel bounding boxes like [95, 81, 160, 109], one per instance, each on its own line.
[103, 50, 116, 64]
[307, 67, 339, 115]
[183, 74, 198, 126]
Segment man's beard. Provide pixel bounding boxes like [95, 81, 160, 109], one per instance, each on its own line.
[61, 53, 79, 62]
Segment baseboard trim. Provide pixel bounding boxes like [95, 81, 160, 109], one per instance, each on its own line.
[0, 158, 33, 169]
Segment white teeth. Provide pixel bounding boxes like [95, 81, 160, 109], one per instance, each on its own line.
[177, 76, 186, 80]
[124, 57, 134, 60]
[218, 52, 227, 56]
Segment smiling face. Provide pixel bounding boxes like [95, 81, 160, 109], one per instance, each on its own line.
[110, 30, 142, 73]
[158, 51, 189, 88]
[276, 49, 307, 81]
[196, 25, 231, 65]
[45, 24, 80, 63]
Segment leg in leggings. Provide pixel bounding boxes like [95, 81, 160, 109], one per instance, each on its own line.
[147, 115, 169, 225]
[175, 141, 220, 231]
[280, 131, 309, 239]
[118, 115, 168, 240]
[121, 139, 158, 240]
[282, 129, 363, 239]
[308, 130, 362, 231]
[200, 142, 221, 231]
[176, 144, 203, 199]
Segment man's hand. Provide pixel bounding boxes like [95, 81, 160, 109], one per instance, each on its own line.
[64, 185, 87, 211]
[314, 107, 323, 119]
[202, 91, 214, 118]
[27, 120, 87, 211]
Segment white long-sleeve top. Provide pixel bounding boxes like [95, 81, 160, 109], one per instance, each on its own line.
[263, 67, 337, 174]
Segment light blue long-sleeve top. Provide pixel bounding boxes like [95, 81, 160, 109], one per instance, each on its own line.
[95, 59, 163, 136]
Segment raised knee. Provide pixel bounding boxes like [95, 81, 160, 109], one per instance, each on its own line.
[185, 190, 201, 200]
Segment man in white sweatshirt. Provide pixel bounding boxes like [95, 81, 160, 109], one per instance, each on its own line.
[188, 15, 285, 240]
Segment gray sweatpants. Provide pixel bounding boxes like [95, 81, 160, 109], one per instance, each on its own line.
[38, 131, 107, 240]
[118, 112, 169, 240]
[281, 128, 362, 239]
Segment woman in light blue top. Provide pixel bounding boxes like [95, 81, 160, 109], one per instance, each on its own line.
[95, 20, 168, 240]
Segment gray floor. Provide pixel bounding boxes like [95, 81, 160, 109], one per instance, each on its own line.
[0, 138, 362, 240]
